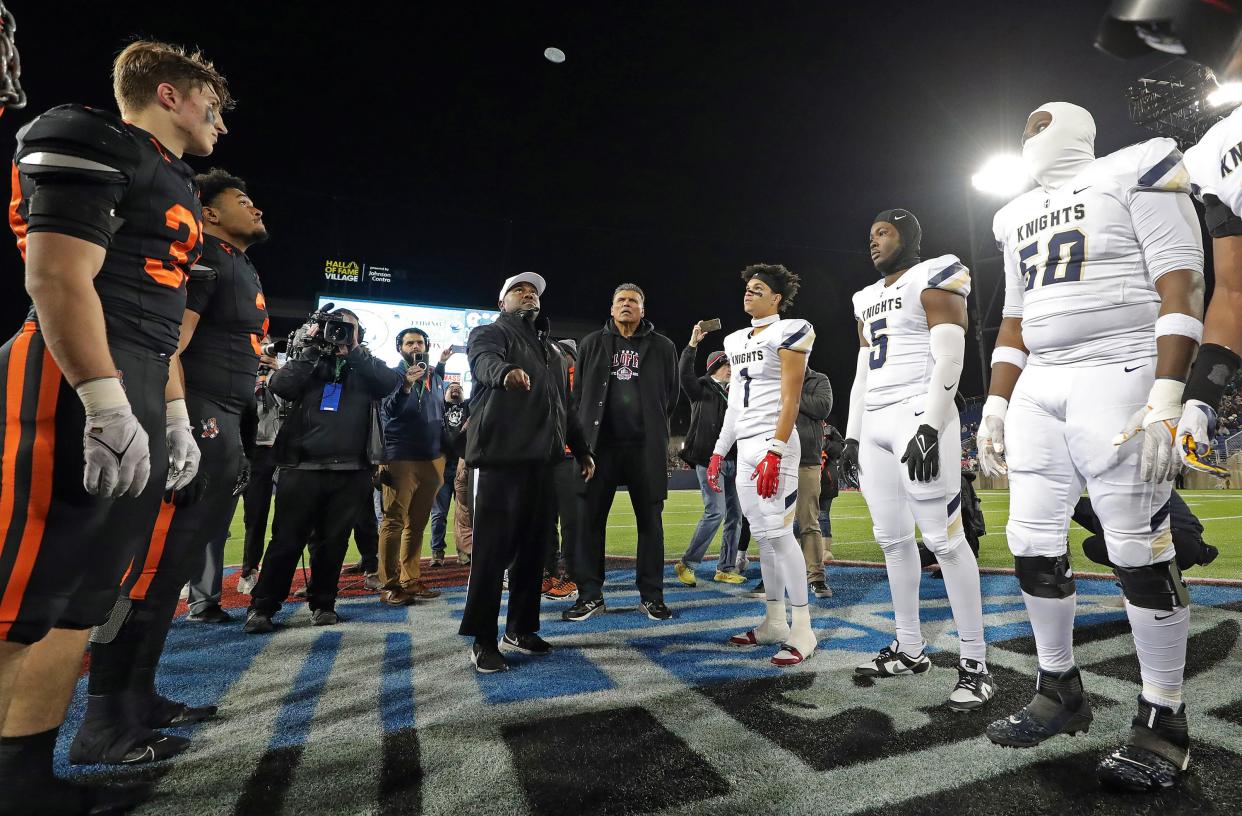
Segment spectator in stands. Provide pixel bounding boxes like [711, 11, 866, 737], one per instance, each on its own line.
[674, 322, 743, 586]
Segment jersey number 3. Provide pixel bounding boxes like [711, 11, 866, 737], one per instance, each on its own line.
[1018, 228, 1086, 291]
[144, 204, 201, 289]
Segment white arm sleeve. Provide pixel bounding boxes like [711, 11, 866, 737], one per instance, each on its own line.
[711, 368, 744, 458]
[1001, 242, 1025, 319]
[845, 347, 869, 440]
[1129, 191, 1204, 281]
[924, 323, 966, 432]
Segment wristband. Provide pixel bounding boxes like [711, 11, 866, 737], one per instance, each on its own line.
[166, 398, 190, 423]
[1154, 312, 1204, 343]
[1182, 343, 1241, 408]
[767, 438, 789, 457]
[991, 346, 1027, 370]
[75, 377, 128, 413]
[981, 394, 1009, 419]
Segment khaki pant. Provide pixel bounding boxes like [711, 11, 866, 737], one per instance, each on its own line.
[796, 464, 825, 582]
[379, 458, 444, 589]
[453, 463, 473, 555]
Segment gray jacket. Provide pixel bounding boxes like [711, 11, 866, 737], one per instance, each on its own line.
[795, 368, 833, 466]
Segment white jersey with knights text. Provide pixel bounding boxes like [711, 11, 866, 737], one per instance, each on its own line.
[720, 318, 815, 443]
[851, 254, 971, 411]
[993, 137, 1203, 367]
[1185, 104, 1242, 216]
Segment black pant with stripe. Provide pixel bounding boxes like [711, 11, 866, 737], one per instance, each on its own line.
[0, 324, 169, 645]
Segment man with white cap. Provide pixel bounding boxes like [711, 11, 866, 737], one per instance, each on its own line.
[978, 101, 1205, 792]
[458, 272, 594, 673]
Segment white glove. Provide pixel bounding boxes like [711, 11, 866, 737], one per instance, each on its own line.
[1176, 398, 1229, 478]
[976, 395, 1008, 477]
[1112, 378, 1183, 483]
[78, 378, 151, 498]
[165, 398, 201, 491]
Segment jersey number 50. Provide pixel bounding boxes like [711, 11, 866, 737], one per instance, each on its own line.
[1017, 228, 1087, 291]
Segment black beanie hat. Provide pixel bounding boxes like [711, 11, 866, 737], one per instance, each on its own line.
[872, 208, 922, 275]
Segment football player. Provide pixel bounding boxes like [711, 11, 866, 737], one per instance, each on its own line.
[0, 41, 229, 812]
[976, 102, 1204, 792]
[70, 169, 268, 765]
[1095, 1, 1242, 479]
[841, 210, 995, 711]
[708, 264, 818, 666]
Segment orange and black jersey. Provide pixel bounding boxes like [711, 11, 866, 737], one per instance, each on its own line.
[10, 104, 202, 357]
[181, 237, 269, 413]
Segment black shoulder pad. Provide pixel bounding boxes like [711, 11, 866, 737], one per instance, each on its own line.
[15, 104, 142, 181]
[1203, 194, 1242, 239]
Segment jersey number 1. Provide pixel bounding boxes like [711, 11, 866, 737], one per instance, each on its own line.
[1018, 228, 1086, 291]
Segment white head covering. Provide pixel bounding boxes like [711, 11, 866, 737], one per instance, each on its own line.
[1021, 102, 1096, 191]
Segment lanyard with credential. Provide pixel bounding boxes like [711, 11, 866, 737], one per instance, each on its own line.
[320, 358, 347, 411]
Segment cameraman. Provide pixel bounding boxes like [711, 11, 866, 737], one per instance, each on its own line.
[245, 309, 400, 633]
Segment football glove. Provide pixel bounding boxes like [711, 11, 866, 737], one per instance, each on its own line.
[901, 423, 940, 483]
[1112, 378, 1182, 483]
[706, 453, 723, 494]
[233, 455, 252, 497]
[77, 377, 150, 498]
[1176, 399, 1229, 478]
[976, 395, 1008, 477]
[164, 474, 209, 508]
[165, 399, 201, 492]
[840, 438, 861, 488]
[751, 451, 782, 499]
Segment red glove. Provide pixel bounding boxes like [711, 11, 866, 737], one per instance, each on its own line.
[706, 453, 723, 493]
[752, 451, 782, 499]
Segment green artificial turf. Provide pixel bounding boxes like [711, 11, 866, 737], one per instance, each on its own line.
[222, 489, 1242, 580]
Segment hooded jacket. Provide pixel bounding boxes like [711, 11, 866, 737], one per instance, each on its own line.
[677, 344, 733, 467]
[795, 368, 833, 466]
[381, 360, 446, 461]
[465, 310, 589, 467]
[576, 318, 679, 498]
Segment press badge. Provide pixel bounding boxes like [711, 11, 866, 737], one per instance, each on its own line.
[320, 383, 343, 412]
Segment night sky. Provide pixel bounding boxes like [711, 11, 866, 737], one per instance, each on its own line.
[3, 1, 1186, 424]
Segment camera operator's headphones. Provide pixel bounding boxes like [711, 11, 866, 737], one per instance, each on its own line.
[395, 326, 429, 353]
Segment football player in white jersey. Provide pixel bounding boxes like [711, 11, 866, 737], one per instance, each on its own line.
[976, 102, 1205, 792]
[841, 209, 995, 711]
[1096, 1, 1242, 478]
[708, 264, 818, 666]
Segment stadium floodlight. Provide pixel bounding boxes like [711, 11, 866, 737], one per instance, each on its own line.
[971, 154, 1030, 198]
[1208, 82, 1242, 109]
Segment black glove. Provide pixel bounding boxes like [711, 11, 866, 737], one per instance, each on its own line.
[841, 438, 861, 488]
[232, 456, 252, 497]
[900, 424, 940, 483]
[163, 474, 210, 507]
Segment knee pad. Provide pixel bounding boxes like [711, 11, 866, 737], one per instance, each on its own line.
[1014, 554, 1076, 599]
[1113, 560, 1190, 611]
[875, 532, 913, 557]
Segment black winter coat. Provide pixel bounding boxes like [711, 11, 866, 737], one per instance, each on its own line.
[677, 344, 733, 467]
[795, 368, 833, 466]
[576, 319, 679, 498]
[465, 311, 589, 468]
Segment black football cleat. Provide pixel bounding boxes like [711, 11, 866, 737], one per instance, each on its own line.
[69, 720, 190, 766]
[1096, 696, 1190, 792]
[986, 666, 1092, 748]
[143, 692, 218, 729]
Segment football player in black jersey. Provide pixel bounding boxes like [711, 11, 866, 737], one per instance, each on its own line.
[70, 170, 268, 765]
[0, 41, 229, 813]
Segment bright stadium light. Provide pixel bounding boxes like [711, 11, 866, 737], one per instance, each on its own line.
[1208, 82, 1242, 109]
[971, 154, 1031, 197]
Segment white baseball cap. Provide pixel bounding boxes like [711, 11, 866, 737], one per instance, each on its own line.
[499, 271, 546, 301]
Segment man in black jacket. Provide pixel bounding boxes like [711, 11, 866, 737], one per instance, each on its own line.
[794, 368, 833, 598]
[565, 284, 679, 622]
[245, 310, 400, 633]
[674, 323, 744, 586]
[460, 273, 594, 673]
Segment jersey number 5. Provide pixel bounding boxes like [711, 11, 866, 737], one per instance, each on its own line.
[868, 318, 888, 370]
[143, 204, 202, 289]
[1018, 228, 1087, 291]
